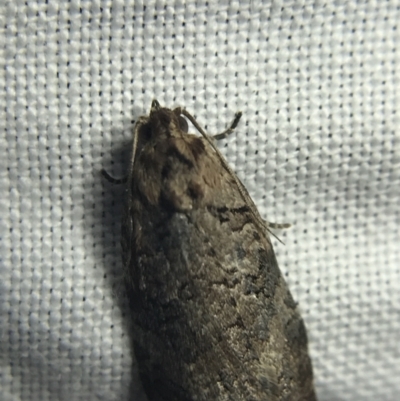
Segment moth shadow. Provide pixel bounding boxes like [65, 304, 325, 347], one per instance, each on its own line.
[85, 124, 148, 401]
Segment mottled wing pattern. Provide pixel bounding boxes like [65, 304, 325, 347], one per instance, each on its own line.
[122, 102, 317, 401]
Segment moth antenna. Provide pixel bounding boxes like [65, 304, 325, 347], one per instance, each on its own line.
[180, 108, 273, 235]
[266, 228, 285, 245]
[126, 116, 149, 193]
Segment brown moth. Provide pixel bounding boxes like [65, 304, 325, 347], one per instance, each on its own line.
[121, 100, 317, 401]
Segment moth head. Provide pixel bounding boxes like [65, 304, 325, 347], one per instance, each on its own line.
[148, 100, 189, 136]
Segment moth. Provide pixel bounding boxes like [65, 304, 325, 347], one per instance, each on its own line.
[117, 100, 317, 401]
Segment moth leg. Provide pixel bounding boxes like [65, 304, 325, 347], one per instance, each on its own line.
[263, 221, 290, 245]
[213, 112, 243, 140]
[268, 222, 291, 229]
[102, 115, 149, 186]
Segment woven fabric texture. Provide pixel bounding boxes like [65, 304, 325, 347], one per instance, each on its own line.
[1, 1, 399, 400]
